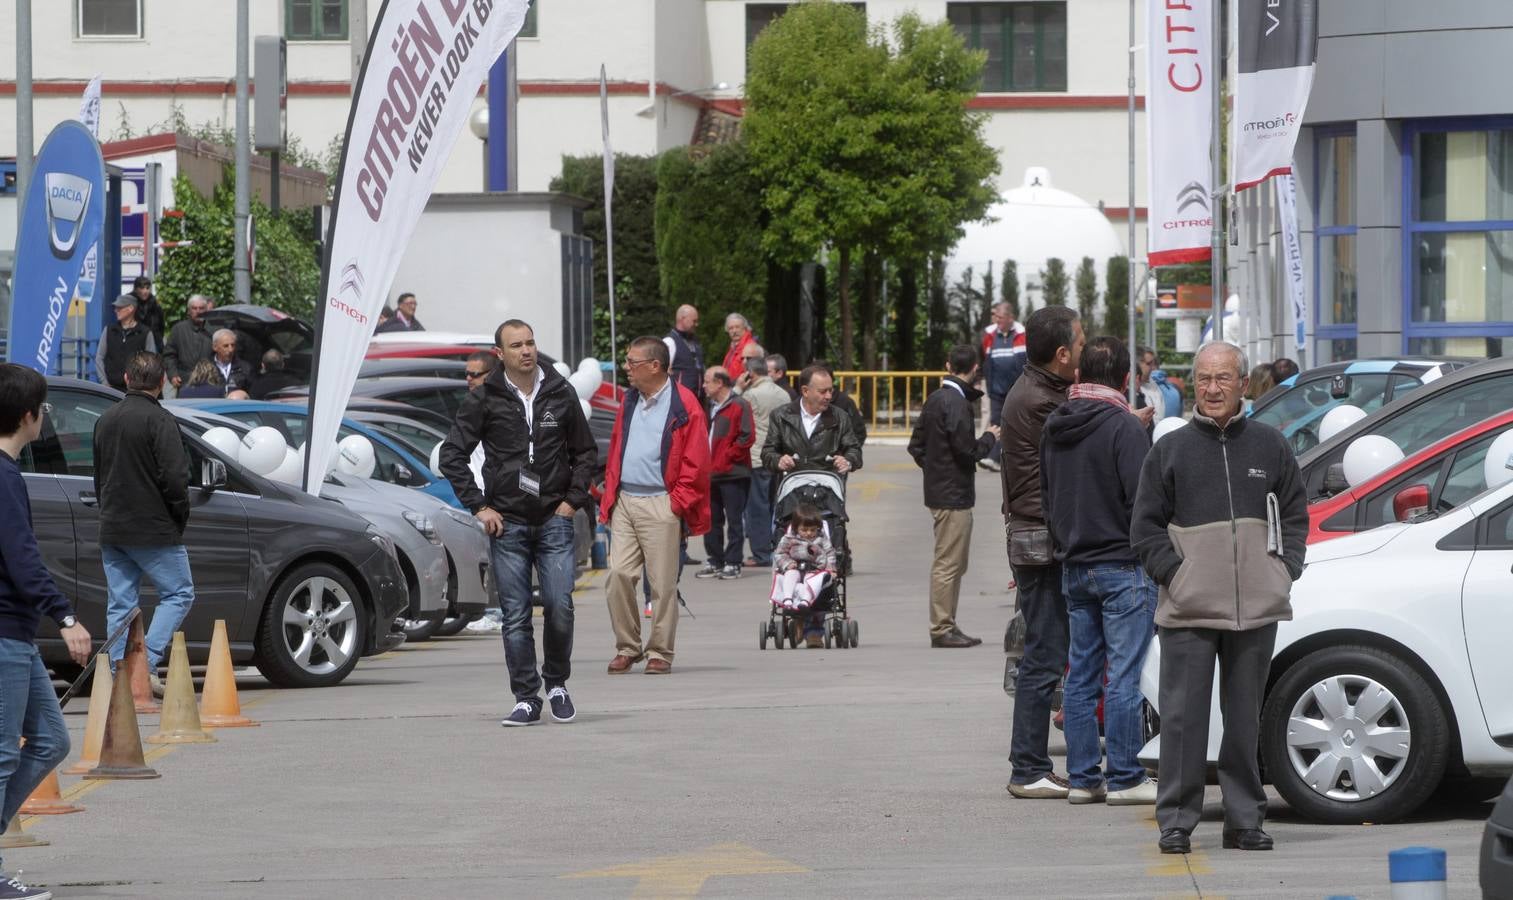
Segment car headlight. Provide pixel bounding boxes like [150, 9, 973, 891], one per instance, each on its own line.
[440, 507, 483, 532]
[402, 511, 441, 545]
[368, 528, 399, 562]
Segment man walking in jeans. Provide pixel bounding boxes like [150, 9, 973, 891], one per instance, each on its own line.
[1000, 306, 1083, 799]
[1040, 336, 1157, 806]
[0, 364, 93, 900]
[95, 353, 195, 683]
[440, 320, 597, 726]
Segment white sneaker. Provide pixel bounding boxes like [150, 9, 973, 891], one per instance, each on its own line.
[1107, 778, 1158, 806]
[1068, 783, 1108, 805]
[1006, 773, 1070, 799]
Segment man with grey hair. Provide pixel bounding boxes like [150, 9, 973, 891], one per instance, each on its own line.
[210, 328, 252, 395]
[163, 293, 215, 389]
[722, 312, 757, 380]
[765, 353, 798, 400]
[1131, 340, 1308, 856]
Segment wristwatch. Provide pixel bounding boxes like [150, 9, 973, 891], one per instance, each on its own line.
[60, 615, 77, 629]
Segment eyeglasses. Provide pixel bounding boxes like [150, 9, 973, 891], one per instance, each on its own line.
[1195, 374, 1240, 388]
[624, 357, 654, 369]
[465, 370, 489, 380]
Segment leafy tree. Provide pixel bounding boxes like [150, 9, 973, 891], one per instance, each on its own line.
[1041, 257, 1069, 308]
[1001, 259, 1020, 314]
[154, 173, 320, 324]
[1104, 256, 1131, 344]
[1075, 256, 1099, 333]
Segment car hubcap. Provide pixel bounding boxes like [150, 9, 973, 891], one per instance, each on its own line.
[281, 576, 359, 676]
[1285, 674, 1410, 802]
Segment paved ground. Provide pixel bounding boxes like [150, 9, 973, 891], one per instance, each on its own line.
[9, 445, 1495, 898]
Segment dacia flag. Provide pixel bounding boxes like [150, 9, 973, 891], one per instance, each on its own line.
[6, 120, 106, 374]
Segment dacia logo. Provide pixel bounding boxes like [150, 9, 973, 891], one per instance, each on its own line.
[44, 173, 92, 259]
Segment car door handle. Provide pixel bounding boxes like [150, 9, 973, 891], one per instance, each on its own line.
[79, 491, 98, 507]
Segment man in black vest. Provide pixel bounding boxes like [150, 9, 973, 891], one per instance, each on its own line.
[662, 304, 705, 403]
[95, 295, 158, 391]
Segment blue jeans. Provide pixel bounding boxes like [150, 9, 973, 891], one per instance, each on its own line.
[1009, 562, 1068, 784]
[1062, 562, 1157, 791]
[0, 639, 70, 867]
[103, 544, 196, 670]
[491, 515, 576, 704]
[745, 468, 775, 565]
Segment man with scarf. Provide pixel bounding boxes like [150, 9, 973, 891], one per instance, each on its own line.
[1040, 336, 1158, 807]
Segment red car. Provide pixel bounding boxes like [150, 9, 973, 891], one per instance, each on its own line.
[1306, 408, 1513, 544]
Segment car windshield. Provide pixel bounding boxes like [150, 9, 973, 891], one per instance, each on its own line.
[1370, 374, 1513, 459]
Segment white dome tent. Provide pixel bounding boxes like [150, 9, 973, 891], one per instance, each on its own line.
[947, 167, 1125, 313]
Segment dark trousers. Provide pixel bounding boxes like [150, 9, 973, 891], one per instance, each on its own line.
[1008, 562, 1069, 784]
[988, 392, 1006, 459]
[1156, 624, 1277, 834]
[745, 468, 775, 565]
[704, 477, 750, 568]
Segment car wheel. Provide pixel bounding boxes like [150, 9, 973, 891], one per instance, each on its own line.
[401, 615, 442, 642]
[256, 563, 368, 688]
[434, 614, 477, 638]
[1261, 645, 1448, 824]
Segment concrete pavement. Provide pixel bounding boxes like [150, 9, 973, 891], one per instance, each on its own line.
[10, 445, 1494, 898]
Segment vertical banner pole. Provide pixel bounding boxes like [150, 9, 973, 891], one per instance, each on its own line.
[601, 65, 618, 386]
[1210, 0, 1226, 340]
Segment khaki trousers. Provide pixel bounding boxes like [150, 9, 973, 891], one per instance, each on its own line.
[606, 493, 683, 662]
[929, 508, 974, 638]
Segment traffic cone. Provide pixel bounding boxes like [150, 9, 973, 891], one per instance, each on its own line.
[146, 633, 216, 745]
[199, 620, 258, 728]
[83, 655, 161, 780]
[20, 770, 83, 815]
[123, 615, 160, 714]
[63, 654, 111, 775]
[0, 816, 48, 849]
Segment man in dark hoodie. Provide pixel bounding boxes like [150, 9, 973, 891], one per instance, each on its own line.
[908, 343, 998, 647]
[1041, 336, 1157, 807]
[439, 320, 598, 727]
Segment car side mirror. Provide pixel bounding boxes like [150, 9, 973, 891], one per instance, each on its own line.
[1329, 374, 1350, 399]
[1392, 484, 1431, 522]
[1322, 463, 1350, 496]
[392, 462, 413, 484]
[201, 458, 228, 492]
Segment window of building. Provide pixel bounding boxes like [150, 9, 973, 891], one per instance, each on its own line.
[947, 2, 1066, 93]
[520, 2, 538, 38]
[77, 0, 142, 39]
[1405, 120, 1513, 358]
[286, 0, 347, 41]
[746, 3, 865, 48]
[1314, 128, 1357, 363]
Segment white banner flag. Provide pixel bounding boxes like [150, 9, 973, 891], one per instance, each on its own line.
[304, 0, 531, 494]
[78, 76, 102, 138]
[1275, 171, 1308, 354]
[1233, 0, 1317, 191]
[1146, 0, 1213, 267]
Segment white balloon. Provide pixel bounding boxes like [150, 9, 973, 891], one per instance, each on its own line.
[335, 434, 377, 479]
[1319, 404, 1367, 443]
[267, 446, 303, 485]
[1483, 430, 1513, 491]
[552, 360, 572, 378]
[429, 441, 444, 478]
[1152, 417, 1186, 442]
[238, 426, 287, 475]
[568, 369, 595, 400]
[1343, 435, 1405, 487]
[575, 357, 603, 393]
[580, 398, 593, 422]
[202, 427, 241, 460]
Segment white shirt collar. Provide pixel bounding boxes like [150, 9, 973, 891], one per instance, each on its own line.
[640, 378, 672, 410]
[800, 403, 823, 437]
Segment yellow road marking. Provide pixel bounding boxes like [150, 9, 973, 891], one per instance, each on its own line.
[852, 480, 902, 503]
[873, 462, 918, 472]
[1142, 814, 1213, 879]
[563, 842, 808, 898]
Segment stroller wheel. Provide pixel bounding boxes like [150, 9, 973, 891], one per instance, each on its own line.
[759, 620, 769, 650]
[847, 619, 860, 648]
[829, 619, 845, 650]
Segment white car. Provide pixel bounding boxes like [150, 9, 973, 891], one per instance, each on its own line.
[1140, 479, 1513, 823]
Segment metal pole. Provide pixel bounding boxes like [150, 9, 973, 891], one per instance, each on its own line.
[1127, 0, 1138, 403]
[1209, 0, 1225, 340]
[348, 1, 368, 83]
[233, 0, 252, 303]
[15, 0, 33, 231]
[487, 51, 510, 190]
[145, 162, 161, 278]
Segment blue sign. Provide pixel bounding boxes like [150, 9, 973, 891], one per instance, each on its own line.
[6, 120, 106, 374]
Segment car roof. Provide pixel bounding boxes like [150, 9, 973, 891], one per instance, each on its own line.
[204, 304, 301, 323]
[357, 358, 468, 377]
[272, 376, 466, 396]
[368, 330, 493, 346]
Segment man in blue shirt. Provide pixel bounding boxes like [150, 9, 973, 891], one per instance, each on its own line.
[0, 363, 93, 900]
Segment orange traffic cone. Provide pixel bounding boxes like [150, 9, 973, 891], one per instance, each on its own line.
[20, 770, 83, 815]
[124, 615, 160, 715]
[146, 633, 215, 745]
[64, 653, 112, 775]
[200, 620, 258, 728]
[83, 653, 161, 781]
[0, 816, 48, 849]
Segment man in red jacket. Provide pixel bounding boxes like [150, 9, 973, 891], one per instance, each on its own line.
[695, 366, 755, 581]
[601, 336, 711, 675]
[721, 313, 756, 379]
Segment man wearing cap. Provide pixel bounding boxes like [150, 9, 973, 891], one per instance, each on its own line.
[95, 294, 158, 391]
[131, 275, 166, 348]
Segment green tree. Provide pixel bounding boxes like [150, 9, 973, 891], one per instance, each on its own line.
[154, 173, 320, 323]
[1074, 256, 1099, 333]
[1041, 258, 1069, 308]
[1001, 259, 1019, 314]
[1104, 256, 1131, 345]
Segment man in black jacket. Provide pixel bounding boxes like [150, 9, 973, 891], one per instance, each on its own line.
[95, 294, 159, 390]
[94, 352, 194, 676]
[1040, 336, 1157, 808]
[908, 344, 998, 648]
[249, 349, 303, 399]
[163, 294, 214, 389]
[760, 365, 863, 477]
[130, 275, 166, 348]
[439, 319, 598, 727]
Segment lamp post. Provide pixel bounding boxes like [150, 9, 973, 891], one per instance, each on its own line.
[468, 106, 490, 190]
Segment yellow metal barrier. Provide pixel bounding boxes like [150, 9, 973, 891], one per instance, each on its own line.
[832, 371, 946, 437]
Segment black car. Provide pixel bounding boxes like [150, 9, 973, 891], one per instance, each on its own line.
[203, 304, 316, 382]
[25, 378, 408, 687]
[357, 358, 469, 380]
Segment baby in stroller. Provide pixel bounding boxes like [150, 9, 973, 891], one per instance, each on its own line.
[770, 503, 837, 647]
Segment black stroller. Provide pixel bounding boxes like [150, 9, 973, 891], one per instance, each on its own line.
[758, 470, 858, 649]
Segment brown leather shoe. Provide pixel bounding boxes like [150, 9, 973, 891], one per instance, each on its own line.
[644, 658, 672, 675]
[931, 631, 975, 648]
[607, 654, 641, 674]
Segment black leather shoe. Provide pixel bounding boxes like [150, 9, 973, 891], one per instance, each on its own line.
[931, 631, 975, 648]
[1158, 829, 1191, 855]
[951, 629, 983, 646]
[1222, 828, 1273, 851]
